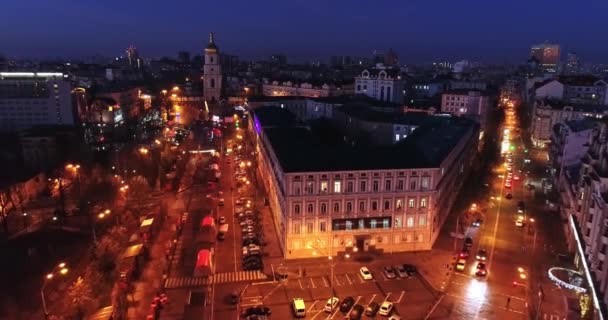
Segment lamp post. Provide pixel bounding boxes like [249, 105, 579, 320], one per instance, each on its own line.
[41, 262, 69, 319]
[92, 209, 112, 243]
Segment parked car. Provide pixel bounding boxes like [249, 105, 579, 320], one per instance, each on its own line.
[324, 297, 339, 313]
[379, 301, 394, 316]
[383, 266, 397, 279]
[350, 304, 364, 320]
[340, 297, 355, 312]
[395, 265, 408, 278]
[218, 198, 225, 206]
[218, 216, 226, 224]
[404, 264, 417, 276]
[365, 302, 380, 316]
[359, 267, 373, 280]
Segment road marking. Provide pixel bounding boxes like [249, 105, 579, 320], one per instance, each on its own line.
[322, 276, 329, 287]
[307, 300, 319, 313]
[298, 279, 304, 290]
[310, 277, 316, 289]
[310, 307, 327, 320]
[384, 292, 392, 302]
[345, 273, 353, 285]
[396, 291, 405, 303]
[329, 301, 342, 319]
[345, 296, 362, 319]
[334, 275, 341, 286]
[357, 273, 365, 283]
[367, 294, 377, 305]
[381, 272, 388, 281]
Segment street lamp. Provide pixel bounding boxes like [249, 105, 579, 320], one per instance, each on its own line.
[41, 262, 69, 319]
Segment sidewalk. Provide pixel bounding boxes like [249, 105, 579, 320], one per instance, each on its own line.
[127, 198, 182, 320]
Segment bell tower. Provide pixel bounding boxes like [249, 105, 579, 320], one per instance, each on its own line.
[203, 32, 222, 102]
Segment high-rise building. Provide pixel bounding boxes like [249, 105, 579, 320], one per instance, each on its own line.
[203, 33, 222, 102]
[0, 72, 74, 131]
[565, 52, 581, 75]
[530, 42, 560, 73]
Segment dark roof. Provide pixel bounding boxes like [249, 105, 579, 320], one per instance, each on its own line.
[443, 88, 488, 95]
[249, 95, 307, 103]
[252, 106, 298, 127]
[337, 104, 435, 126]
[558, 75, 603, 86]
[564, 118, 599, 133]
[533, 78, 557, 89]
[258, 108, 477, 173]
[539, 99, 608, 113]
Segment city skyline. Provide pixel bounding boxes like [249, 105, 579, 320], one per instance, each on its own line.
[1, 0, 608, 63]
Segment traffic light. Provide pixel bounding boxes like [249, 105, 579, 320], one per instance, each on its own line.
[235, 121, 240, 128]
[510, 145, 515, 151]
[524, 149, 528, 153]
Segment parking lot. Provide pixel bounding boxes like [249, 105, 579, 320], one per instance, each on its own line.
[233, 266, 437, 319]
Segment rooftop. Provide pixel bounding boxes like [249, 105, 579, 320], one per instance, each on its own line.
[254, 106, 477, 173]
[337, 104, 437, 126]
[443, 88, 488, 95]
[559, 75, 605, 86]
[564, 118, 599, 133]
[538, 98, 608, 114]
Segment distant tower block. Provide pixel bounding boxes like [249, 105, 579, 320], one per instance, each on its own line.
[203, 32, 222, 102]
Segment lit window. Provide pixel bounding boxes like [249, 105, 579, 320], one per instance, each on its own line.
[395, 217, 402, 228]
[383, 218, 390, 229]
[293, 223, 301, 234]
[420, 197, 428, 208]
[334, 181, 341, 193]
[306, 182, 314, 194]
[370, 219, 377, 229]
[321, 181, 328, 193]
[396, 199, 403, 209]
[358, 219, 365, 229]
[406, 216, 414, 227]
[395, 134, 400, 141]
[408, 198, 415, 208]
[421, 176, 430, 190]
[419, 215, 427, 226]
[346, 221, 353, 230]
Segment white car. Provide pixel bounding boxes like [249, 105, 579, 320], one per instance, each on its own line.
[379, 301, 394, 316]
[456, 259, 466, 271]
[515, 217, 525, 227]
[218, 198, 225, 206]
[218, 216, 226, 224]
[360, 267, 373, 280]
[324, 297, 339, 312]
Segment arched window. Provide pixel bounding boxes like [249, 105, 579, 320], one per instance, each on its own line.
[320, 203, 327, 214]
[294, 204, 301, 215]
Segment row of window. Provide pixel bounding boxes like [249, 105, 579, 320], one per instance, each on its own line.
[290, 233, 425, 251]
[291, 215, 427, 234]
[292, 197, 429, 216]
[292, 177, 431, 195]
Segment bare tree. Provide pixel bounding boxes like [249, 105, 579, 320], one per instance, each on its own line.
[67, 276, 95, 320]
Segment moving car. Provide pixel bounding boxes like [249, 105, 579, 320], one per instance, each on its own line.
[515, 216, 525, 227]
[379, 301, 394, 316]
[340, 297, 355, 312]
[517, 201, 525, 213]
[476, 262, 487, 277]
[365, 302, 380, 316]
[241, 305, 271, 318]
[471, 218, 482, 227]
[324, 297, 339, 313]
[359, 267, 373, 280]
[218, 198, 225, 206]
[459, 248, 470, 259]
[464, 237, 473, 247]
[456, 259, 467, 272]
[384, 266, 397, 279]
[218, 216, 226, 224]
[476, 249, 487, 261]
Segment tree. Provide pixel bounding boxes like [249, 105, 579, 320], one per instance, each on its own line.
[0, 188, 15, 234]
[67, 276, 94, 320]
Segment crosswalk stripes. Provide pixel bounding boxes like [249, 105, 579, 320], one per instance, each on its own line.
[164, 270, 270, 289]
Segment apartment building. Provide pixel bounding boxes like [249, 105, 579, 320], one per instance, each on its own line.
[248, 106, 478, 259]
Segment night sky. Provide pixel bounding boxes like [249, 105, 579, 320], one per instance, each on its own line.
[1, 0, 607, 63]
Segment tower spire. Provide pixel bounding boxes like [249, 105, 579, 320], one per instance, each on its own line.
[209, 32, 215, 45]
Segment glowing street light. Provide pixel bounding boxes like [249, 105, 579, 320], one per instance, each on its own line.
[41, 262, 69, 318]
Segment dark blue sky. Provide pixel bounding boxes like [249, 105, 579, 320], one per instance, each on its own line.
[1, 0, 607, 63]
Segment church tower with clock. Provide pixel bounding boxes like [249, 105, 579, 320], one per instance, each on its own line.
[203, 32, 222, 102]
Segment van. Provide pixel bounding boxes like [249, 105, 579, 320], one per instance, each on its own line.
[292, 298, 306, 317]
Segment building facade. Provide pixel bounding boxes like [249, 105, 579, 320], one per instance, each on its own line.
[203, 33, 222, 102]
[354, 65, 404, 103]
[262, 80, 349, 98]
[440, 90, 491, 132]
[0, 72, 74, 131]
[531, 99, 608, 148]
[248, 107, 478, 259]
